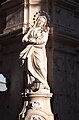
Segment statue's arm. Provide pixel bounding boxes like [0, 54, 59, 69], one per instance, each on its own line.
[36, 29, 49, 44]
[22, 28, 33, 42]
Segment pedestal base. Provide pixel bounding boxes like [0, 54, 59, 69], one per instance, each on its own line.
[19, 92, 54, 120]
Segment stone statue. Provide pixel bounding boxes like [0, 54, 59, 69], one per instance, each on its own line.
[20, 16, 50, 92]
[19, 15, 54, 120]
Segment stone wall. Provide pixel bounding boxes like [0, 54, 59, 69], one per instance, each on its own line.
[0, 33, 24, 120]
[49, 0, 79, 120]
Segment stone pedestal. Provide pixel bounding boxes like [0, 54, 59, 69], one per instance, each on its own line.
[19, 90, 54, 120]
[25, 92, 54, 120]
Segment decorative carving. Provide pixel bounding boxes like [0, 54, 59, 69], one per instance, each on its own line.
[31, 102, 42, 110]
[30, 115, 45, 120]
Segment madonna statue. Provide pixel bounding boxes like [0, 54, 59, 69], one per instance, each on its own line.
[20, 15, 50, 92]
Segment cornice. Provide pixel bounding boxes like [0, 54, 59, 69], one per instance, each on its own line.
[0, 28, 23, 45]
[49, 27, 79, 46]
[1, 0, 47, 9]
[1, 0, 23, 10]
[53, 31, 79, 46]
[54, 0, 79, 11]
[29, 0, 48, 5]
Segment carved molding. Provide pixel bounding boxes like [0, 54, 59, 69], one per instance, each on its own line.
[30, 102, 42, 110]
[54, 0, 79, 18]
[1, 0, 22, 10]
[30, 115, 45, 120]
[25, 114, 46, 120]
[54, 0, 79, 11]
[29, 0, 48, 4]
[53, 30, 79, 45]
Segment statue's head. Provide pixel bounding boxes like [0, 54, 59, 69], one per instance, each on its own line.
[35, 16, 47, 28]
[33, 11, 50, 28]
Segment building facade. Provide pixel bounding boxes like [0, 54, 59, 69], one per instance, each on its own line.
[0, 0, 79, 120]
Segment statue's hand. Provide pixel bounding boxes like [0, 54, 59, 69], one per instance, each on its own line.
[29, 38, 37, 43]
[22, 34, 29, 43]
[22, 38, 28, 43]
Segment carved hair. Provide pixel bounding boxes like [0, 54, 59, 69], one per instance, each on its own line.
[34, 16, 47, 28]
[33, 11, 50, 25]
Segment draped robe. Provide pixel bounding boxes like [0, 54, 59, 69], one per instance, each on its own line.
[20, 27, 49, 88]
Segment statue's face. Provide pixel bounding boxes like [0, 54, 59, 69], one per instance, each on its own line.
[36, 17, 47, 27]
